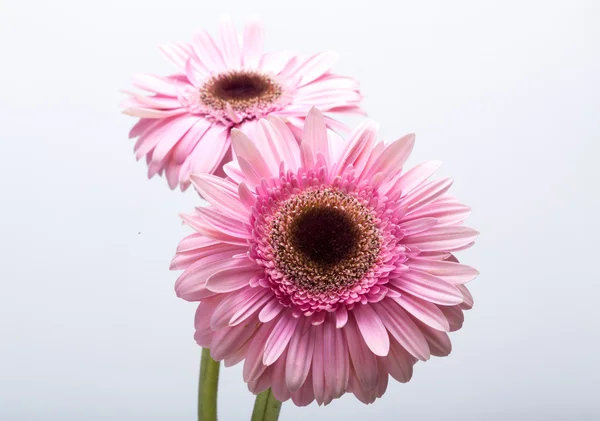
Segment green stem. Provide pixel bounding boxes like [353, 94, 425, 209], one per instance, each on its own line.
[198, 348, 220, 421]
[251, 388, 282, 421]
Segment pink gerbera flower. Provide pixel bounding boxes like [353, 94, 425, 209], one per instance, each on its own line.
[122, 18, 363, 190]
[172, 108, 478, 405]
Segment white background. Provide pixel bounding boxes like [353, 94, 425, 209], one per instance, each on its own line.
[1, 0, 599, 420]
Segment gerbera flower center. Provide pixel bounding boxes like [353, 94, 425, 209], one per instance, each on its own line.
[289, 207, 359, 266]
[267, 188, 381, 293]
[199, 71, 282, 112]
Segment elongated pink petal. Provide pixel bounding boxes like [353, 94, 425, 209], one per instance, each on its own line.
[259, 298, 285, 323]
[190, 173, 249, 221]
[311, 324, 326, 405]
[413, 319, 452, 357]
[393, 295, 450, 332]
[375, 300, 430, 361]
[290, 371, 315, 407]
[394, 160, 443, 195]
[380, 337, 415, 383]
[458, 284, 474, 309]
[302, 107, 329, 163]
[131, 74, 180, 96]
[336, 120, 378, 173]
[295, 51, 340, 86]
[407, 257, 479, 284]
[270, 348, 291, 401]
[403, 226, 480, 252]
[323, 314, 349, 398]
[230, 288, 272, 326]
[398, 217, 438, 237]
[343, 318, 378, 391]
[210, 316, 259, 360]
[353, 304, 390, 356]
[242, 19, 264, 68]
[191, 30, 226, 72]
[285, 318, 314, 392]
[403, 178, 454, 211]
[363, 133, 415, 180]
[218, 17, 241, 68]
[194, 207, 248, 238]
[231, 129, 273, 179]
[439, 305, 464, 331]
[390, 269, 463, 306]
[205, 264, 260, 293]
[263, 312, 299, 366]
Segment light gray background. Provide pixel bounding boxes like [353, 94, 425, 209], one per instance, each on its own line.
[1, 0, 599, 420]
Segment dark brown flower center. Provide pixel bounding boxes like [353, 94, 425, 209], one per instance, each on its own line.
[290, 207, 359, 266]
[268, 189, 381, 292]
[212, 73, 271, 101]
[199, 71, 282, 113]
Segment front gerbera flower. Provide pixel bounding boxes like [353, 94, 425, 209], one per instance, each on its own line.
[122, 18, 363, 190]
[172, 109, 478, 406]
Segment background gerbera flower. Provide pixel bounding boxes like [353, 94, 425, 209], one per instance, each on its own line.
[122, 18, 363, 190]
[171, 108, 478, 405]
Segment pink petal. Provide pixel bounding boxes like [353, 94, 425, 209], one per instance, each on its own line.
[175, 250, 243, 300]
[191, 30, 226, 72]
[352, 304, 390, 356]
[380, 337, 415, 383]
[270, 348, 291, 402]
[362, 133, 415, 180]
[243, 321, 275, 382]
[242, 19, 264, 68]
[263, 312, 299, 366]
[393, 295, 450, 332]
[231, 129, 273, 179]
[302, 107, 329, 163]
[439, 305, 464, 332]
[336, 305, 348, 328]
[390, 269, 463, 306]
[259, 298, 285, 323]
[335, 120, 378, 173]
[398, 217, 439, 237]
[171, 119, 212, 164]
[402, 178, 454, 211]
[286, 318, 314, 392]
[402, 226, 480, 252]
[205, 264, 260, 293]
[185, 126, 230, 176]
[375, 300, 430, 361]
[290, 371, 315, 407]
[123, 107, 186, 119]
[394, 160, 443, 195]
[210, 316, 259, 361]
[229, 288, 273, 326]
[190, 174, 249, 221]
[323, 314, 349, 398]
[407, 257, 479, 284]
[210, 288, 257, 330]
[193, 296, 222, 347]
[194, 207, 248, 238]
[311, 324, 326, 405]
[218, 17, 241, 68]
[131, 73, 181, 96]
[343, 317, 378, 391]
[458, 284, 475, 309]
[158, 42, 194, 71]
[295, 51, 340, 86]
[413, 319, 452, 357]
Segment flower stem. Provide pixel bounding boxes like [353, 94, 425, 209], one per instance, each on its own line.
[251, 388, 282, 421]
[198, 348, 220, 421]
